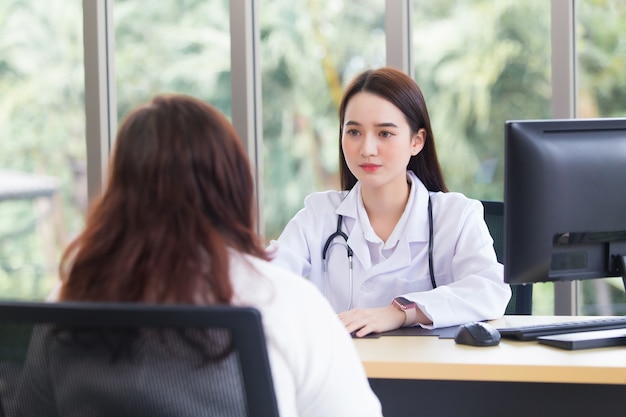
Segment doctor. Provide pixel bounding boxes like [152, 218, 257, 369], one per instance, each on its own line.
[269, 67, 511, 337]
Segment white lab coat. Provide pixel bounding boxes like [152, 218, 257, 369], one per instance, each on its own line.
[269, 171, 511, 328]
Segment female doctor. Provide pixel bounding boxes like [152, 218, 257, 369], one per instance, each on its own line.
[269, 67, 511, 337]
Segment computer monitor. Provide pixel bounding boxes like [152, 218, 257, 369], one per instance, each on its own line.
[504, 117, 626, 290]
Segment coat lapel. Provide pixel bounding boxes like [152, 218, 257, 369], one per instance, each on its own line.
[334, 172, 433, 277]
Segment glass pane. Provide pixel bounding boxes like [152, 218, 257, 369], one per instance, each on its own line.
[576, 0, 626, 315]
[0, 0, 85, 300]
[260, 0, 386, 240]
[412, 1, 552, 314]
[413, 0, 551, 200]
[114, 0, 231, 120]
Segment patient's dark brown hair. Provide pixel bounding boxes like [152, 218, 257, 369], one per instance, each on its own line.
[59, 94, 268, 304]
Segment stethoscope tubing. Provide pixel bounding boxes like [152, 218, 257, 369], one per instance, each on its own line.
[322, 216, 355, 309]
[322, 195, 436, 310]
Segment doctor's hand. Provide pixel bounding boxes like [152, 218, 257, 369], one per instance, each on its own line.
[338, 305, 406, 337]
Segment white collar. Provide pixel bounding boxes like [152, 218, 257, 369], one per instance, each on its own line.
[335, 171, 431, 244]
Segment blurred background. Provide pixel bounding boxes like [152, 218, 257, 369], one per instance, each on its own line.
[1, 0, 625, 315]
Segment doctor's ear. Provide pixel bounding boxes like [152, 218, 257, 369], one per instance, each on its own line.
[411, 129, 426, 156]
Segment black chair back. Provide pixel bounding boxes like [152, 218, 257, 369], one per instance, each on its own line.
[0, 302, 279, 417]
[482, 200, 533, 315]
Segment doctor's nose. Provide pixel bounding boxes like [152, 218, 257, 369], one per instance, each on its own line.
[360, 134, 378, 157]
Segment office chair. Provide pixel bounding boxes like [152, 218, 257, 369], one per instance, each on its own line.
[481, 200, 533, 315]
[0, 302, 279, 417]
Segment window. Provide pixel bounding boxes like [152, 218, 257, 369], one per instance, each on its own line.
[0, 0, 85, 300]
[114, 0, 231, 120]
[413, 0, 551, 201]
[259, 0, 386, 239]
[4, 2, 620, 315]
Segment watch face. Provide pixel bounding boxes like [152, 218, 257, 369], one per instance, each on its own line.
[393, 297, 416, 310]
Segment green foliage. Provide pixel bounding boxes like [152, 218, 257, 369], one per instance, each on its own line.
[0, 0, 85, 300]
[260, 0, 386, 239]
[114, 0, 231, 118]
[577, 0, 626, 117]
[414, 1, 552, 200]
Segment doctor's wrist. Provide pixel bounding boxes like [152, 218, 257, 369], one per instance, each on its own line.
[402, 306, 418, 327]
[391, 296, 418, 327]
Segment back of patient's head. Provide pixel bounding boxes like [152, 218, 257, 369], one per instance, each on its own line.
[59, 94, 268, 304]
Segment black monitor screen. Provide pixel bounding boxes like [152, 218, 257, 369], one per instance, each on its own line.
[504, 118, 626, 287]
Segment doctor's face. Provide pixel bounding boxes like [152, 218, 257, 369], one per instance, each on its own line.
[341, 92, 424, 192]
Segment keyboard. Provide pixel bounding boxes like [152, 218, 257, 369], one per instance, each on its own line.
[497, 316, 626, 341]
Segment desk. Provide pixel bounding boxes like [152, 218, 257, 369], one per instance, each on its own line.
[354, 316, 626, 417]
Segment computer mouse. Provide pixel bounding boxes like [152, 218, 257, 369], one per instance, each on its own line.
[454, 322, 501, 347]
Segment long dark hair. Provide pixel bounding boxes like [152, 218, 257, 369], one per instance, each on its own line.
[59, 94, 269, 304]
[338, 67, 448, 192]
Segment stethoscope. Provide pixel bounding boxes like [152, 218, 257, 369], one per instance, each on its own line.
[321, 195, 436, 310]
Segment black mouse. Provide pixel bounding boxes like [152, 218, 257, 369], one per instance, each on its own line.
[454, 322, 501, 346]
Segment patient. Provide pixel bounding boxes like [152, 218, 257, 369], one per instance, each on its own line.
[11, 94, 382, 417]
